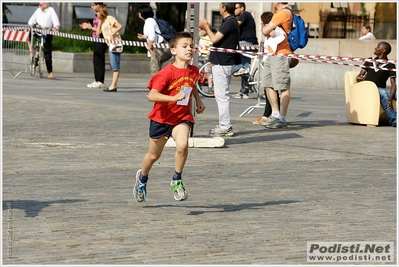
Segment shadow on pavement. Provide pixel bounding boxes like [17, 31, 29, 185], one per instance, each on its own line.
[143, 199, 301, 215]
[3, 199, 87, 217]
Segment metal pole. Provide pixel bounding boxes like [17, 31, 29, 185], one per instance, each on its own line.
[187, 2, 199, 137]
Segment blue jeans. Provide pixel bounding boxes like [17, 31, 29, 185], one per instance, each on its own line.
[378, 87, 397, 126]
[234, 41, 254, 95]
[109, 50, 121, 71]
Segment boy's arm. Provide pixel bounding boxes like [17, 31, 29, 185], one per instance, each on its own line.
[262, 22, 276, 36]
[147, 89, 186, 102]
[192, 86, 205, 114]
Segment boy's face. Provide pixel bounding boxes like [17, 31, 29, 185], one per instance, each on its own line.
[171, 37, 194, 61]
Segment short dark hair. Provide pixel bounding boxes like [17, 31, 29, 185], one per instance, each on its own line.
[138, 4, 154, 20]
[363, 24, 372, 32]
[380, 41, 392, 55]
[236, 3, 246, 10]
[261, 11, 273, 25]
[169, 32, 193, 48]
[222, 2, 236, 15]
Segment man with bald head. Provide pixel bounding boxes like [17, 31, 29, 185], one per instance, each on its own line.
[28, 2, 60, 79]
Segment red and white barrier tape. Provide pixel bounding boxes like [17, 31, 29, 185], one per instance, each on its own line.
[3, 29, 29, 42]
[199, 45, 397, 71]
[3, 27, 396, 71]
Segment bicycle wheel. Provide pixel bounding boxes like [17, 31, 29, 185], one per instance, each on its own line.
[29, 50, 37, 77]
[251, 67, 260, 94]
[38, 47, 44, 78]
[29, 57, 35, 76]
[196, 61, 215, 98]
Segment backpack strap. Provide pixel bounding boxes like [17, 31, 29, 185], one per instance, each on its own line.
[152, 18, 162, 43]
[281, 7, 294, 35]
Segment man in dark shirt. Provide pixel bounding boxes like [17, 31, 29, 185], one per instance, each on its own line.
[356, 41, 397, 127]
[232, 3, 258, 99]
[199, 2, 240, 136]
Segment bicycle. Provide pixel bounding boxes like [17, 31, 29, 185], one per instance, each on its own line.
[196, 60, 215, 97]
[29, 28, 46, 78]
[236, 52, 264, 97]
[196, 52, 264, 98]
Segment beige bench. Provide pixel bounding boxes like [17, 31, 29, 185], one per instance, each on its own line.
[344, 71, 396, 127]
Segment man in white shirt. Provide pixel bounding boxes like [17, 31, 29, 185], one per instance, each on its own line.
[28, 2, 60, 79]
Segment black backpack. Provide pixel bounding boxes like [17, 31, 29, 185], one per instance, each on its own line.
[154, 18, 176, 42]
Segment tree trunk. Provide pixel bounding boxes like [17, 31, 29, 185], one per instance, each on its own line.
[155, 3, 187, 32]
[124, 2, 149, 34]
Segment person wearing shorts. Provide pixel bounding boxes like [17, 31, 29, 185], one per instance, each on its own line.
[133, 32, 205, 203]
[260, 2, 293, 129]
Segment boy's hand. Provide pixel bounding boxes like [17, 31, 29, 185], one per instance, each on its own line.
[196, 100, 205, 114]
[173, 91, 186, 102]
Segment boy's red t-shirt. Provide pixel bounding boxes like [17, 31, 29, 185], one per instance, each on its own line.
[147, 63, 199, 125]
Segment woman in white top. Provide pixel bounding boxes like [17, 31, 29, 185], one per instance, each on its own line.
[359, 24, 375, 40]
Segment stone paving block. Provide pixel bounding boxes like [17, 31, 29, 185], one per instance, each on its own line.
[2, 72, 396, 265]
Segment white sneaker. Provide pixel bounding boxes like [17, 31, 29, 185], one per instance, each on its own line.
[91, 82, 105, 89]
[87, 81, 97, 88]
[232, 93, 243, 99]
[233, 67, 249, 77]
[232, 93, 249, 99]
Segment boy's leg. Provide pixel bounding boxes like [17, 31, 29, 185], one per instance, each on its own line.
[133, 137, 168, 202]
[171, 123, 191, 173]
[170, 123, 191, 201]
[141, 137, 168, 176]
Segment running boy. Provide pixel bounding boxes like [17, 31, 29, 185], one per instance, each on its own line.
[133, 32, 206, 202]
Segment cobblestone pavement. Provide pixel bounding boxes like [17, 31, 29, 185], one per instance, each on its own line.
[2, 71, 397, 265]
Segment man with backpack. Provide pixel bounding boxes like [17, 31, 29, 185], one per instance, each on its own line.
[137, 4, 173, 75]
[259, 2, 293, 129]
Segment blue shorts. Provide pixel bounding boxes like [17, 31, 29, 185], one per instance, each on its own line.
[149, 120, 193, 139]
[109, 50, 120, 71]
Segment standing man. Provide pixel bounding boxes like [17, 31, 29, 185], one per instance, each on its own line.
[356, 42, 396, 127]
[260, 2, 293, 128]
[28, 2, 60, 79]
[232, 2, 258, 99]
[199, 3, 240, 137]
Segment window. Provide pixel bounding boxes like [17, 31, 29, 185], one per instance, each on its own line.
[288, 2, 301, 11]
[73, 6, 116, 28]
[5, 4, 38, 25]
[211, 11, 222, 32]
